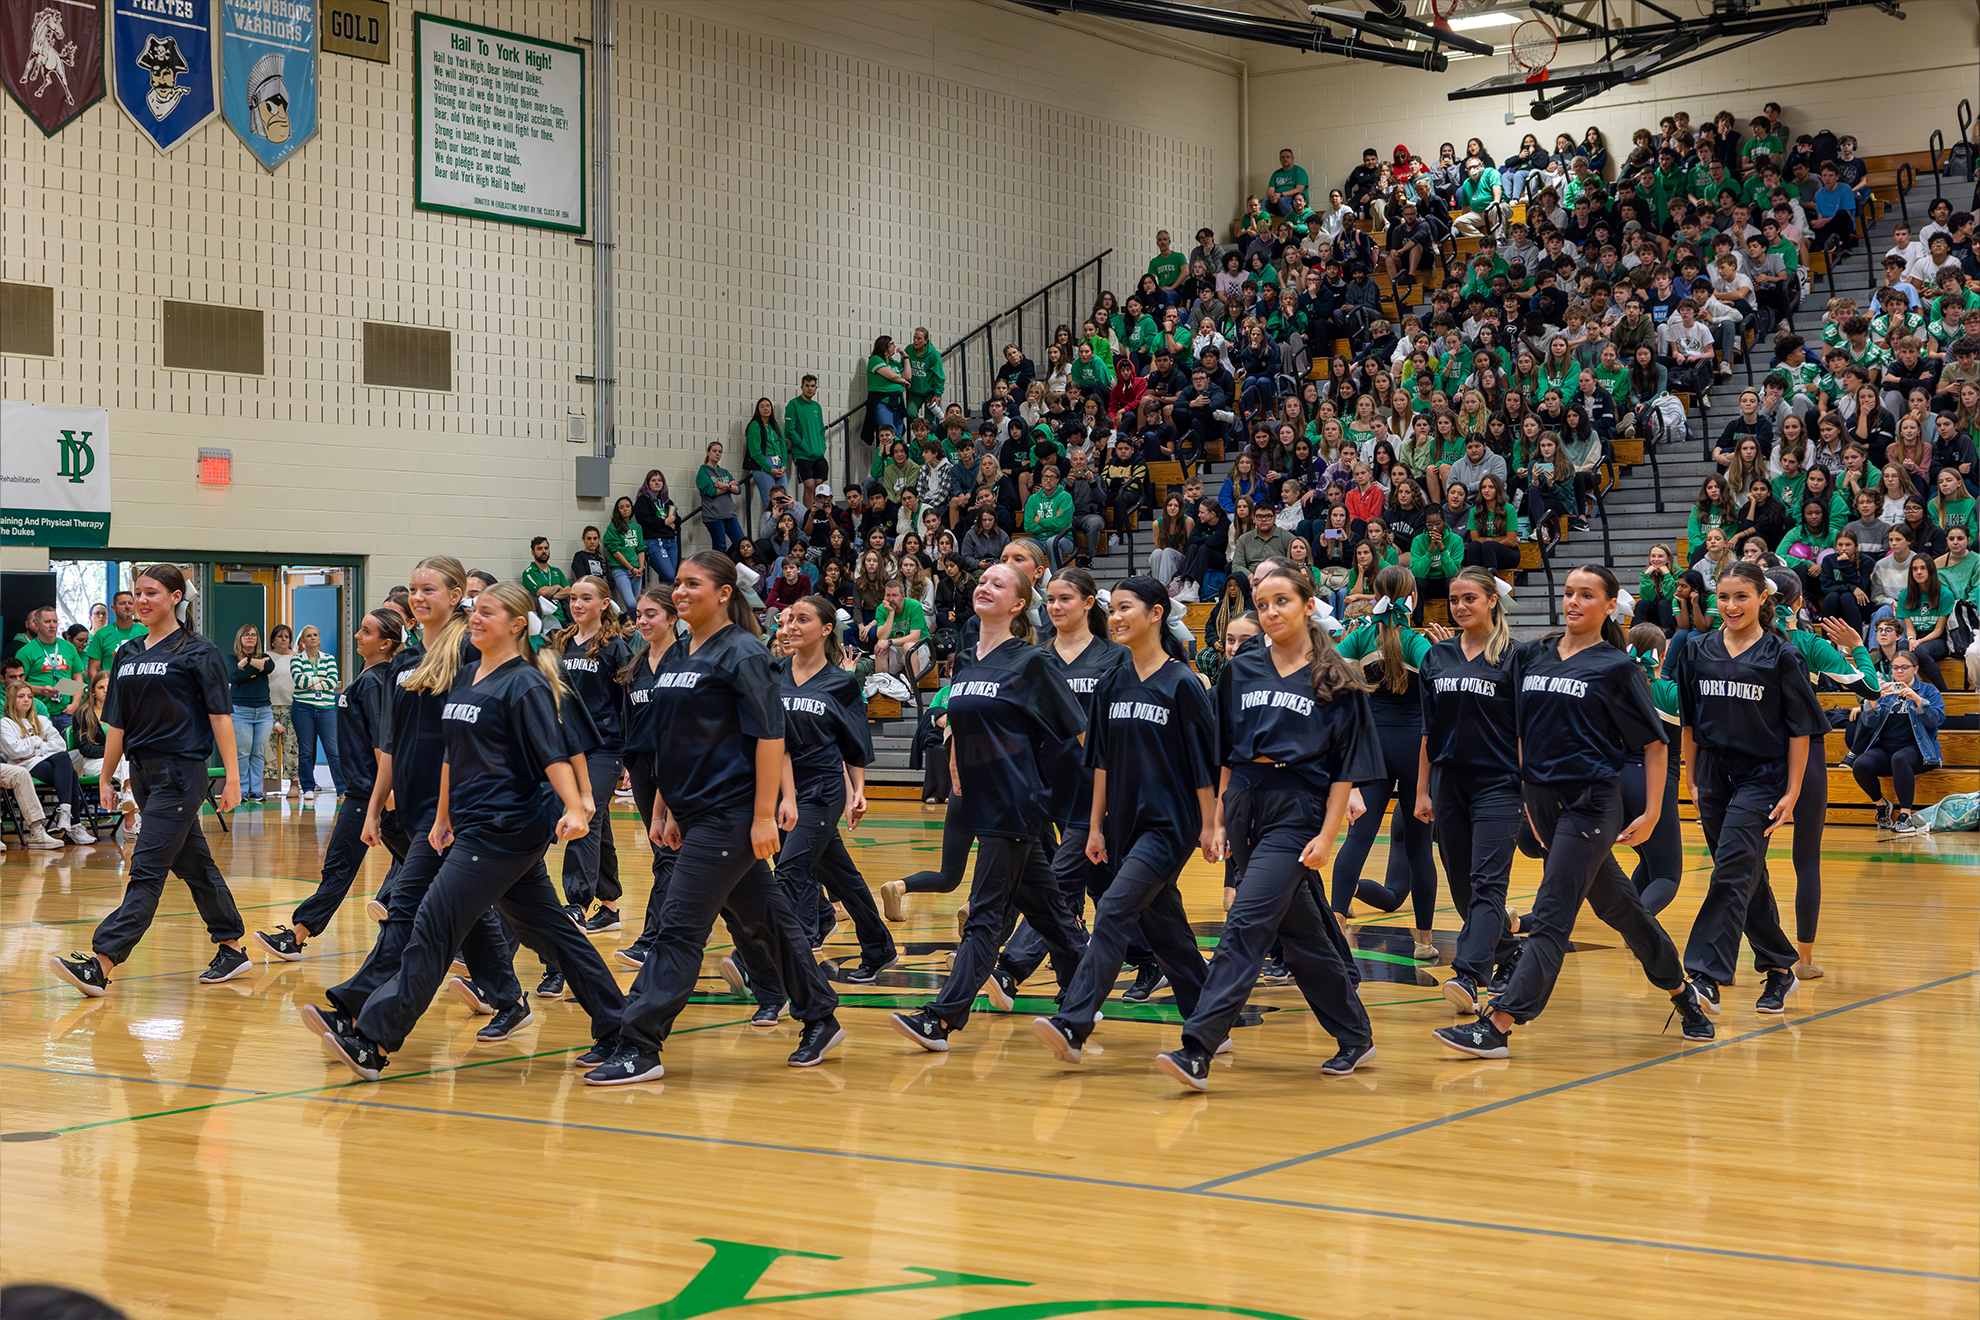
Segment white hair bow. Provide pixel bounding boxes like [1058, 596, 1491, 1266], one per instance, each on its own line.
[1493, 577, 1514, 600]
[527, 612, 544, 638]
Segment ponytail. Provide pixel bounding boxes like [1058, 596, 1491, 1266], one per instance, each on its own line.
[684, 550, 762, 637]
[1252, 558, 1366, 699]
[363, 608, 405, 657]
[1114, 575, 1189, 663]
[406, 555, 473, 695]
[1369, 564, 1415, 695]
[1572, 562, 1631, 652]
[1450, 566, 1512, 664]
[478, 581, 566, 710]
[1050, 566, 1108, 640]
[550, 574, 632, 659]
[796, 595, 847, 666]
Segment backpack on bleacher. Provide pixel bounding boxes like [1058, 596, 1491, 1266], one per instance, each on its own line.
[1948, 139, 1977, 184]
[1808, 130, 1840, 166]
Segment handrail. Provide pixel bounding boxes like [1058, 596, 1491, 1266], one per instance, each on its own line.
[1928, 129, 1944, 193]
[822, 250, 1113, 489]
[1895, 161, 1916, 226]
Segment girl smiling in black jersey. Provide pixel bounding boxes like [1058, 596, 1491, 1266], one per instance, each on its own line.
[1157, 557, 1383, 1090]
[550, 576, 635, 934]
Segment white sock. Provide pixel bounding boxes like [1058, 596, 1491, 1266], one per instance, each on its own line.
[55, 803, 71, 829]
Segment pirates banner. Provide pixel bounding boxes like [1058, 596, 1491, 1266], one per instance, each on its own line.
[3, 0, 105, 136]
[110, 0, 214, 151]
[221, 0, 313, 169]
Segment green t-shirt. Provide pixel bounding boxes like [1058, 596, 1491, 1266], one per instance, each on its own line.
[1408, 528, 1462, 580]
[603, 523, 644, 571]
[1458, 169, 1502, 214]
[876, 597, 929, 638]
[1935, 497, 1978, 543]
[1937, 552, 1979, 607]
[866, 354, 904, 399]
[1744, 135, 1785, 161]
[85, 621, 145, 671]
[521, 563, 570, 600]
[1895, 588, 1951, 626]
[1593, 362, 1629, 409]
[1270, 165, 1308, 196]
[1023, 488, 1073, 536]
[1770, 472, 1806, 509]
[1148, 251, 1187, 288]
[784, 395, 826, 461]
[1068, 356, 1114, 392]
[15, 637, 82, 718]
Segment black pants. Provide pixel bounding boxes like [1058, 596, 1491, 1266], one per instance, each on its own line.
[293, 791, 374, 935]
[1060, 836, 1208, 1041]
[327, 827, 519, 1019]
[1000, 820, 1153, 988]
[779, 772, 893, 966]
[930, 831, 1087, 1029]
[1639, 595, 1678, 634]
[617, 807, 838, 1054]
[372, 810, 412, 908]
[28, 752, 85, 815]
[355, 834, 626, 1052]
[561, 751, 622, 909]
[1853, 743, 1925, 810]
[624, 754, 779, 1005]
[1494, 779, 1685, 1025]
[901, 801, 972, 893]
[91, 758, 243, 965]
[1331, 721, 1437, 929]
[1182, 767, 1371, 1055]
[1685, 750, 1798, 985]
[1622, 756, 1684, 915]
[1821, 589, 1866, 631]
[1788, 755, 1827, 944]
[1464, 540, 1521, 571]
[1431, 770, 1519, 984]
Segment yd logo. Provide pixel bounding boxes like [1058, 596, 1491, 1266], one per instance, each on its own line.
[57, 429, 95, 482]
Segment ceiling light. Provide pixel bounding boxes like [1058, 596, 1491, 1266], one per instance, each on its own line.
[1449, 12, 1522, 29]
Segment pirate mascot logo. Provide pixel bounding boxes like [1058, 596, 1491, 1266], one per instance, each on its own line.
[110, 0, 215, 151]
[135, 32, 187, 119]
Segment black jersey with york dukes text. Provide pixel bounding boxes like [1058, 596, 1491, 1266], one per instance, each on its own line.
[1514, 637, 1666, 785]
[439, 656, 570, 853]
[1039, 634, 1129, 825]
[556, 634, 633, 754]
[1418, 637, 1521, 781]
[629, 624, 784, 824]
[1086, 658, 1217, 868]
[102, 631, 231, 762]
[621, 640, 678, 757]
[1214, 644, 1384, 794]
[777, 660, 872, 783]
[335, 662, 393, 798]
[1669, 629, 1828, 762]
[379, 633, 479, 828]
[946, 637, 1085, 840]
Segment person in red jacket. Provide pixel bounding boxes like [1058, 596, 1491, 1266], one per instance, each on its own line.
[1109, 355, 1147, 421]
[1344, 462, 1386, 524]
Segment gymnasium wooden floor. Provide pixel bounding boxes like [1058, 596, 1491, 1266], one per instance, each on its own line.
[1, 800, 1973, 1319]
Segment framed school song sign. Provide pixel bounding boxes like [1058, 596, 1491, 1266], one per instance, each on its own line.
[220, 0, 315, 169]
[412, 13, 584, 234]
[0, 402, 114, 547]
[2, 0, 106, 136]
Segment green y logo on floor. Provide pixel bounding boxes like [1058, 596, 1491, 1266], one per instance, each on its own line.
[602, 1238, 1311, 1318]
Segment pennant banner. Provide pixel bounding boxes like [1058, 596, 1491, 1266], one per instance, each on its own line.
[0, 401, 114, 548]
[2, 0, 106, 136]
[221, 0, 313, 169]
[110, 0, 215, 152]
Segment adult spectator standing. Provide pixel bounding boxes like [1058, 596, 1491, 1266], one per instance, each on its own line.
[604, 497, 646, 610]
[697, 440, 745, 555]
[632, 469, 683, 584]
[904, 327, 946, 423]
[570, 527, 610, 595]
[15, 607, 82, 735]
[84, 591, 143, 686]
[266, 623, 298, 796]
[229, 624, 275, 802]
[743, 398, 790, 530]
[784, 375, 829, 509]
[1266, 148, 1309, 218]
[867, 335, 910, 440]
[523, 536, 573, 624]
[289, 624, 343, 802]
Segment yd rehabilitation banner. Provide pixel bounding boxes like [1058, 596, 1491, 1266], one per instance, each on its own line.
[0, 402, 113, 547]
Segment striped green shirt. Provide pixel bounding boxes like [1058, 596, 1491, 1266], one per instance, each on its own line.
[290, 653, 341, 709]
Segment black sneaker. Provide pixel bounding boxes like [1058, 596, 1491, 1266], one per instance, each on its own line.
[254, 927, 305, 962]
[322, 1029, 388, 1081]
[563, 903, 588, 930]
[1433, 1015, 1511, 1058]
[571, 1036, 621, 1069]
[1031, 1015, 1083, 1065]
[983, 966, 1018, 1012]
[1489, 941, 1524, 995]
[1121, 964, 1168, 1003]
[50, 952, 110, 998]
[888, 1008, 953, 1052]
[583, 1044, 665, 1086]
[583, 907, 622, 936]
[449, 976, 496, 1015]
[718, 954, 752, 999]
[1442, 972, 1481, 1014]
[1875, 800, 1893, 830]
[1755, 969, 1799, 1015]
[615, 941, 651, 968]
[1156, 1046, 1210, 1091]
[476, 995, 534, 1042]
[536, 971, 566, 999]
[1320, 1041, 1378, 1075]
[751, 1002, 783, 1030]
[840, 953, 897, 985]
[1257, 958, 1293, 986]
[198, 945, 253, 985]
[787, 1014, 846, 1067]
[299, 1001, 353, 1043]
[1688, 972, 1722, 1016]
[810, 919, 839, 954]
[1667, 984, 1716, 1042]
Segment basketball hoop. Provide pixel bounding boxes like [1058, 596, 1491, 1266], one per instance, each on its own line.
[1428, 0, 1495, 31]
[1510, 18, 1557, 83]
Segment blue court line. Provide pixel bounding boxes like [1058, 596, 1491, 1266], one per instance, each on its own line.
[303, 1094, 1979, 1285]
[1187, 969, 1980, 1192]
[0, 1062, 267, 1095]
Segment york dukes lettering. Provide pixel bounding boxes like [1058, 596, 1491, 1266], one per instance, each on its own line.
[651, 672, 704, 690]
[1698, 679, 1765, 701]
[950, 680, 1001, 699]
[1522, 675, 1589, 698]
[562, 657, 600, 674]
[1240, 688, 1315, 716]
[1107, 700, 1171, 725]
[782, 696, 830, 716]
[1435, 676, 1498, 696]
[1065, 677, 1100, 694]
[441, 702, 482, 724]
[121, 662, 169, 677]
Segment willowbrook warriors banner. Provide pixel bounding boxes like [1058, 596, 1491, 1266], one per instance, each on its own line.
[220, 0, 313, 169]
[0, 402, 114, 547]
[110, 0, 215, 152]
[2, 0, 106, 136]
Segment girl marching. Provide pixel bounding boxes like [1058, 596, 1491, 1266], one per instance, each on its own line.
[550, 575, 635, 934]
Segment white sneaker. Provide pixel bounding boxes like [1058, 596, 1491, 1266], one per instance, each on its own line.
[1213, 409, 1236, 424]
[65, 824, 96, 845]
[54, 805, 73, 833]
[301, 790, 316, 803]
[23, 824, 63, 849]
